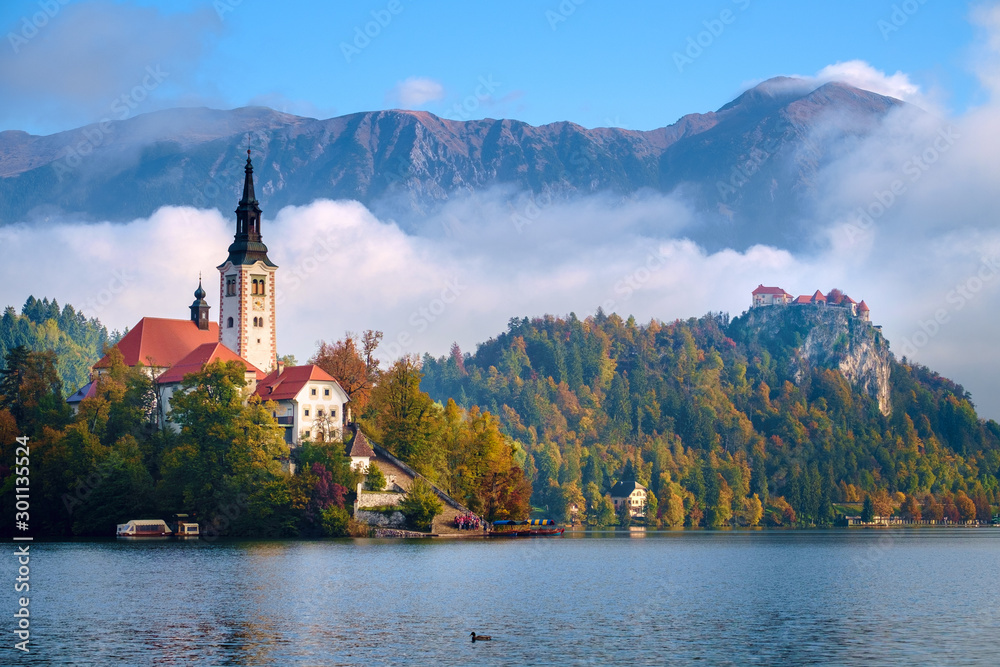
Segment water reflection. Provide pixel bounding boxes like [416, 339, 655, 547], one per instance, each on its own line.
[22, 530, 1000, 665]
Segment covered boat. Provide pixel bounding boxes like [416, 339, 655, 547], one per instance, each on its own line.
[488, 519, 564, 537]
[116, 519, 172, 537]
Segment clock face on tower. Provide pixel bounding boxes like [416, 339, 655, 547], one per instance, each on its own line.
[253, 296, 264, 311]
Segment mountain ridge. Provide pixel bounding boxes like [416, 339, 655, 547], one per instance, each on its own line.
[0, 77, 908, 250]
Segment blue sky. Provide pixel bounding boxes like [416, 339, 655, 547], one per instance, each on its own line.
[0, 0, 986, 134]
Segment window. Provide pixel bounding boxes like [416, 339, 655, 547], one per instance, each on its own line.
[227, 317, 234, 328]
[311, 388, 317, 396]
[225, 275, 237, 297]
[303, 431, 310, 439]
[331, 408, 337, 419]
[304, 409, 310, 417]
[251, 275, 266, 295]
[317, 409, 324, 417]
[324, 388, 330, 397]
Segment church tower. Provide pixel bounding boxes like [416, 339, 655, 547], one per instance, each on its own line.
[189, 276, 210, 330]
[218, 150, 278, 373]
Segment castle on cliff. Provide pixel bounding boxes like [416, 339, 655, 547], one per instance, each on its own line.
[751, 285, 870, 322]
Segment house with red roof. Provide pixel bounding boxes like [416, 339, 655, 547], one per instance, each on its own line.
[751, 284, 793, 307]
[155, 342, 266, 428]
[252, 364, 350, 445]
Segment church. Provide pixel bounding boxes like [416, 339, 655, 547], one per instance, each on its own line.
[68, 151, 350, 445]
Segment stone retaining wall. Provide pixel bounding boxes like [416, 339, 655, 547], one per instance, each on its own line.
[357, 491, 405, 508]
[355, 509, 407, 528]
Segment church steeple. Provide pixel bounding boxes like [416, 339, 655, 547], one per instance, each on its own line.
[190, 275, 210, 330]
[217, 148, 279, 374]
[224, 149, 276, 267]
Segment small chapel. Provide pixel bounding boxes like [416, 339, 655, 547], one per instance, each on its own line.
[68, 151, 350, 445]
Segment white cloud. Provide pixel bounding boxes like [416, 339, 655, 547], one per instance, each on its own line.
[814, 60, 921, 101]
[388, 77, 446, 108]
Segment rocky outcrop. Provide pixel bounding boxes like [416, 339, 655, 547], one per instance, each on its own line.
[740, 305, 892, 415]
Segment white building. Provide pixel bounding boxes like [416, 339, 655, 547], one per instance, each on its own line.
[253, 364, 350, 445]
[610, 480, 648, 518]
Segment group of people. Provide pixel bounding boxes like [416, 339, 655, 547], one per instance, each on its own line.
[455, 513, 483, 531]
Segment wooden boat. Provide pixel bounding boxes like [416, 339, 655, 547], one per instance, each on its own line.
[169, 514, 200, 538]
[488, 519, 564, 537]
[116, 519, 172, 537]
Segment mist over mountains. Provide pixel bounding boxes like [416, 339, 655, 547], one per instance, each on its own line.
[0, 77, 906, 252]
[2, 72, 998, 420]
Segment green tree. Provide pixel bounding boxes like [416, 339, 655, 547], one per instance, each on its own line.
[365, 355, 443, 476]
[645, 491, 659, 527]
[160, 360, 288, 529]
[617, 496, 632, 528]
[861, 494, 875, 523]
[366, 463, 386, 492]
[595, 494, 616, 526]
[400, 478, 444, 531]
[663, 490, 686, 527]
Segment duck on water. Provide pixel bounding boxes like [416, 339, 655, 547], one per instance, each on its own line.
[470, 632, 492, 642]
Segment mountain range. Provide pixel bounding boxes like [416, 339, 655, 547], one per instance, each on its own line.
[0, 77, 906, 251]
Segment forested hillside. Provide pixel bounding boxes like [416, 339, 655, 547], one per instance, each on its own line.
[421, 308, 1000, 526]
[1, 297, 112, 393]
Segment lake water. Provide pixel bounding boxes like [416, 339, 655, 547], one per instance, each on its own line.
[12, 529, 1000, 665]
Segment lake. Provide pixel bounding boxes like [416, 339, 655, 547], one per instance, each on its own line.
[13, 529, 1000, 665]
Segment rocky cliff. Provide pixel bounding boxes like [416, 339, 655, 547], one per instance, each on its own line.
[736, 305, 892, 415]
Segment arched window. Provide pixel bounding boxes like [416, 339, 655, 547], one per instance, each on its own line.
[227, 317, 234, 328]
[251, 279, 258, 295]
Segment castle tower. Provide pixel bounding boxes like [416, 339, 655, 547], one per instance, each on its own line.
[218, 150, 278, 373]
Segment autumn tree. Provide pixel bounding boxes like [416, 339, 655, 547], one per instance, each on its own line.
[310, 330, 382, 412]
[739, 493, 764, 526]
[955, 491, 977, 522]
[364, 355, 443, 475]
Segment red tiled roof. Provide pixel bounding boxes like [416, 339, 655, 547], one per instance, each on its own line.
[811, 290, 827, 302]
[156, 342, 264, 385]
[347, 430, 375, 458]
[842, 295, 857, 304]
[857, 300, 870, 312]
[252, 364, 345, 401]
[793, 295, 813, 304]
[94, 317, 220, 370]
[752, 284, 789, 295]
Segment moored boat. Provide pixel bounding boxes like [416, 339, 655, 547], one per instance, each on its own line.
[488, 519, 564, 537]
[116, 519, 172, 538]
[169, 514, 200, 538]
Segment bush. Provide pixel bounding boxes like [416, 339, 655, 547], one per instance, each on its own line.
[366, 463, 387, 492]
[400, 479, 443, 531]
[320, 505, 350, 537]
